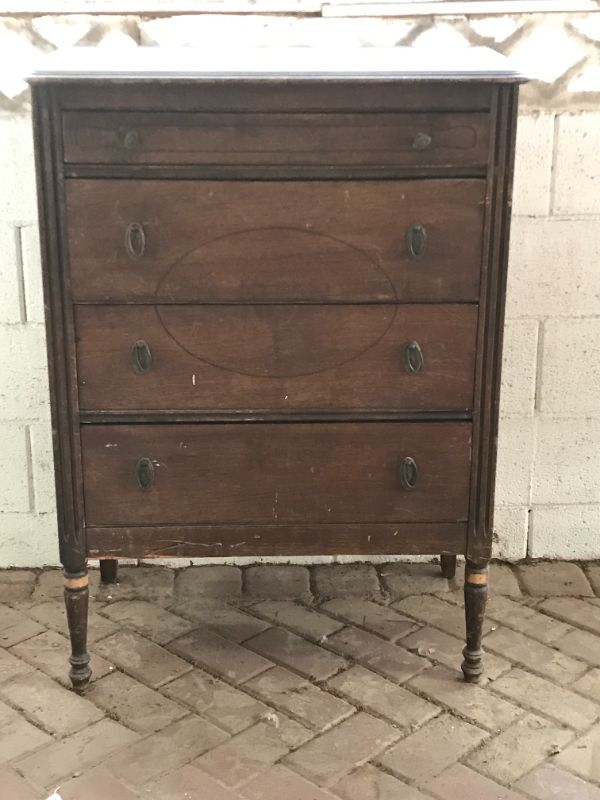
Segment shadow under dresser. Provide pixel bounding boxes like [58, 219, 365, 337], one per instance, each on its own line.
[27, 47, 526, 689]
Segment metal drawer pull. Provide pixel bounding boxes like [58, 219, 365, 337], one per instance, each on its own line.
[412, 131, 432, 151]
[131, 340, 152, 374]
[404, 340, 424, 373]
[135, 457, 154, 490]
[406, 224, 427, 260]
[123, 129, 140, 150]
[400, 457, 419, 490]
[125, 222, 146, 260]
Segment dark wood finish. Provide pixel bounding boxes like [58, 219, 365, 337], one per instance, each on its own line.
[75, 304, 478, 413]
[87, 523, 467, 559]
[63, 111, 490, 167]
[440, 554, 457, 579]
[66, 179, 485, 304]
[63, 573, 91, 691]
[462, 560, 489, 682]
[29, 50, 523, 688]
[53, 77, 496, 113]
[99, 559, 118, 584]
[81, 422, 472, 526]
[467, 85, 520, 564]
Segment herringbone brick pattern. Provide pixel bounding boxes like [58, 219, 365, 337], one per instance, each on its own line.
[1, 561, 600, 799]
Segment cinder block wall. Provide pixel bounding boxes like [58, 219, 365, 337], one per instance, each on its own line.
[0, 8, 599, 565]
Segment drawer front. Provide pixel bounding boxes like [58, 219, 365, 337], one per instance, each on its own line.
[81, 423, 472, 526]
[66, 179, 485, 303]
[63, 111, 490, 167]
[75, 304, 477, 412]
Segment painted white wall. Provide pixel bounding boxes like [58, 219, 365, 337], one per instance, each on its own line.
[0, 11, 599, 565]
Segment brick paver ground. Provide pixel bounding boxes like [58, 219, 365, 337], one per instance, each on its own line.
[0, 560, 599, 798]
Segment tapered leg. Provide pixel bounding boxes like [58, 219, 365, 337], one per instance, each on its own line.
[64, 570, 91, 691]
[100, 559, 118, 584]
[440, 554, 457, 580]
[461, 559, 489, 683]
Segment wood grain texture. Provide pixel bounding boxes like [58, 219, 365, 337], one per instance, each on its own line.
[467, 84, 519, 562]
[29, 69, 522, 686]
[86, 523, 467, 559]
[80, 422, 472, 527]
[63, 111, 489, 167]
[66, 179, 486, 304]
[55, 81, 493, 113]
[75, 304, 478, 412]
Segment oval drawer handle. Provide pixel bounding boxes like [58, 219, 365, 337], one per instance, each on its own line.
[404, 340, 424, 373]
[406, 225, 427, 260]
[412, 131, 432, 151]
[131, 340, 152, 374]
[135, 457, 154, 490]
[125, 222, 146, 260]
[123, 129, 140, 150]
[399, 457, 419, 490]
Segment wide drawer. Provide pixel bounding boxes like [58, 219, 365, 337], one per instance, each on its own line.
[63, 111, 490, 167]
[81, 422, 472, 527]
[75, 304, 477, 412]
[66, 179, 485, 303]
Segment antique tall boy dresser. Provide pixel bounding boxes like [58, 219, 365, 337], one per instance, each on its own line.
[28, 49, 526, 689]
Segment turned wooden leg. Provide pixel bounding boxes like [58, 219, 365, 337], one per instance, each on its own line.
[64, 570, 91, 691]
[100, 559, 118, 584]
[462, 559, 489, 683]
[440, 554, 457, 580]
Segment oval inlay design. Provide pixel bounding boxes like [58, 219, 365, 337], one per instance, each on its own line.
[155, 227, 396, 304]
[156, 303, 396, 379]
[154, 226, 397, 379]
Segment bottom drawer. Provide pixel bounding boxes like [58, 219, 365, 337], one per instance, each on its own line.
[81, 422, 471, 527]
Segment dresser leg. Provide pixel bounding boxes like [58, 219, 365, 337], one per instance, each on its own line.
[99, 559, 118, 584]
[440, 554, 457, 580]
[461, 560, 488, 683]
[64, 570, 91, 692]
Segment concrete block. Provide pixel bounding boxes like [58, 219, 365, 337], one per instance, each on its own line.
[0, 425, 30, 513]
[0, 569, 36, 603]
[0, 513, 58, 567]
[312, 564, 381, 601]
[0, 223, 22, 323]
[244, 564, 311, 601]
[517, 561, 593, 596]
[506, 218, 600, 319]
[492, 506, 529, 561]
[28, 421, 55, 514]
[499, 318, 539, 416]
[0, 115, 37, 223]
[553, 112, 600, 215]
[19, 224, 44, 324]
[175, 565, 242, 600]
[533, 418, 600, 504]
[495, 417, 535, 505]
[540, 318, 600, 416]
[140, 14, 413, 49]
[512, 113, 554, 217]
[530, 504, 600, 560]
[0, 324, 49, 421]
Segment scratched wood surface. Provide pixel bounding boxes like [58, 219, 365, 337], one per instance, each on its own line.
[86, 522, 467, 558]
[80, 422, 472, 527]
[75, 304, 478, 413]
[63, 110, 490, 167]
[65, 179, 485, 304]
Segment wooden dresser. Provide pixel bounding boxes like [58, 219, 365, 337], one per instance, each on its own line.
[29, 48, 525, 690]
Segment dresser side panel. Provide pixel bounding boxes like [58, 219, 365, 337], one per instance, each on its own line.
[31, 84, 86, 573]
[467, 83, 519, 563]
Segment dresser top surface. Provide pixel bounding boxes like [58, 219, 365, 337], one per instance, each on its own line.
[28, 46, 526, 83]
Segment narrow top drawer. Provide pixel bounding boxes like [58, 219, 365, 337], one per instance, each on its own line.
[62, 111, 490, 168]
